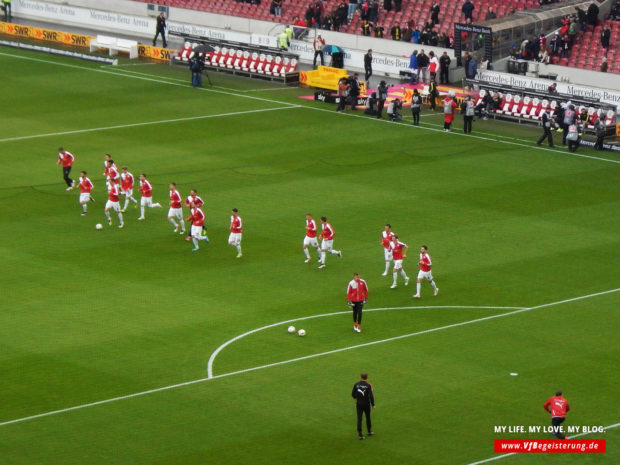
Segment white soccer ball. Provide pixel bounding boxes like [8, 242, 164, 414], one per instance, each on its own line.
[287, 325, 296, 334]
[297, 329, 306, 337]
[95, 223, 103, 230]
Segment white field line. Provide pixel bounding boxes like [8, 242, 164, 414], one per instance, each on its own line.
[0, 288, 617, 428]
[99, 62, 157, 68]
[205, 305, 524, 378]
[0, 106, 297, 143]
[2, 50, 619, 165]
[464, 422, 620, 465]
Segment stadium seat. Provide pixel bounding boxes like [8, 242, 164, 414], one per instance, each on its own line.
[519, 96, 532, 118]
[248, 52, 260, 73]
[498, 94, 513, 114]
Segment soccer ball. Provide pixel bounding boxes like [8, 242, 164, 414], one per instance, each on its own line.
[297, 329, 306, 337]
[95, 223, 103, 230]
[287, 325, 296, 334]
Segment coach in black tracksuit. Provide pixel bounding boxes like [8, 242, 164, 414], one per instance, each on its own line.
[352, 372, 375, 439]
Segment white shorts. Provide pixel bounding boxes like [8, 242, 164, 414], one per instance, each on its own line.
[417, 270, 433, 281]
[191, 225, 203, 238]
[105, 200, 120, 212]
[122, 188, 133, 197]
[384, 248, 393, 261]
[393, 259, 403, 269]
[321, 239, 333, 251]
[228, 232, 242, 244]
[168, 207, 183, 219]
[303, 236, 319, 247]
[141, 197, 153, 207]
[79, 193, 91, 203]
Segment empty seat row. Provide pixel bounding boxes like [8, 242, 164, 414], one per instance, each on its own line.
[174, 42, 298, 77]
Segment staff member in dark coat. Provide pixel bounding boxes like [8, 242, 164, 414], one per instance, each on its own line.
[153, 12, 167, 48]
[352, 372, 375, 439]
[348, 73, 361, 111]
[536, 108, 554, 147]
[439, 51, 451, 84]
[364, 49, 373, 84]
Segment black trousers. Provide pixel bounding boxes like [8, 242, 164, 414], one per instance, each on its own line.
[568, 138, 580, 152]
[3, 2, 11, 21]
[337, 95, 346, 111]
[356, 404, 372, 435]
[551, 416, 565, 439]
[463, 115, 473, 133]
[62, 166, 73, 187]
[365, 68, 372, 83]
[537, 128, 554, 147]
[429, 94, 437, 111]
[440, 67, 449, 84]
[352, 301, 364, 324]
[377, 99, 385, 118]
[595, 134, 604, 150]
[313, 50, 324, 66]
[562, 123, 569, 144]
[411, 109, 420, 125]
[153, 28, 167, 47]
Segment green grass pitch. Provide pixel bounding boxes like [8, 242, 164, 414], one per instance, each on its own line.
[1, 47, 619, 465]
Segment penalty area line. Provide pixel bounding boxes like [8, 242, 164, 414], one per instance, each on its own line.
[0, 288, 617, 428]
[464, 421, 620, 465]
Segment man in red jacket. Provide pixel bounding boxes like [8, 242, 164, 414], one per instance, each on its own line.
[543, 391, 570, 439]
[347, 273, 369, 333]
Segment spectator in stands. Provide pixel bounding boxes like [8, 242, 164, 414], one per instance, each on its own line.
[550, 33, 561, 56]
[285, 24, 294, 42]
[417, 50, 430, 83]
[153, 12, 167, 48]
[561, 34, 570, 58]
[271, 0, 283, 17]
[413, 26, 422, 44]
[374, 23, 385, 37]
[568, 19, 578, 45]
[537, 107, 555, 147]
[429, 30, 439, 46]
[305, 4, 315, 26]
[362, 20, 372, 36]
[391, 23, 402, 40]
[587, 3, 599, 27]
[369, 1, 379, 23]
[409, 50, 419, 83]
[404, 25, 414, 42]
[439, 51, 451, 84]
[347, 0, 357, 22]
[548, 82, 558, 95]
[464, 52, 477, 79]
[485, 7, 496, 21]
[431, 2, 440, 25]
[313, 35, 325, 67]
[360, 0, 370, 20]
[313, 1, 323, 28]
[384, 0, 392, 13]
[601, 26, 611, 50]
[336, 2, 348, 25]
[462, 0, 475, 22]
[364, 49, 373, 83]
[394, 0, 402, 13]
[387, 98, 403, 121]
[601, 56, 608, 73]
[324, 13, 334, 31]
[376, 80, 388, 118]
[576, 7, 587, 31]
[293, 17, 306, 39]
